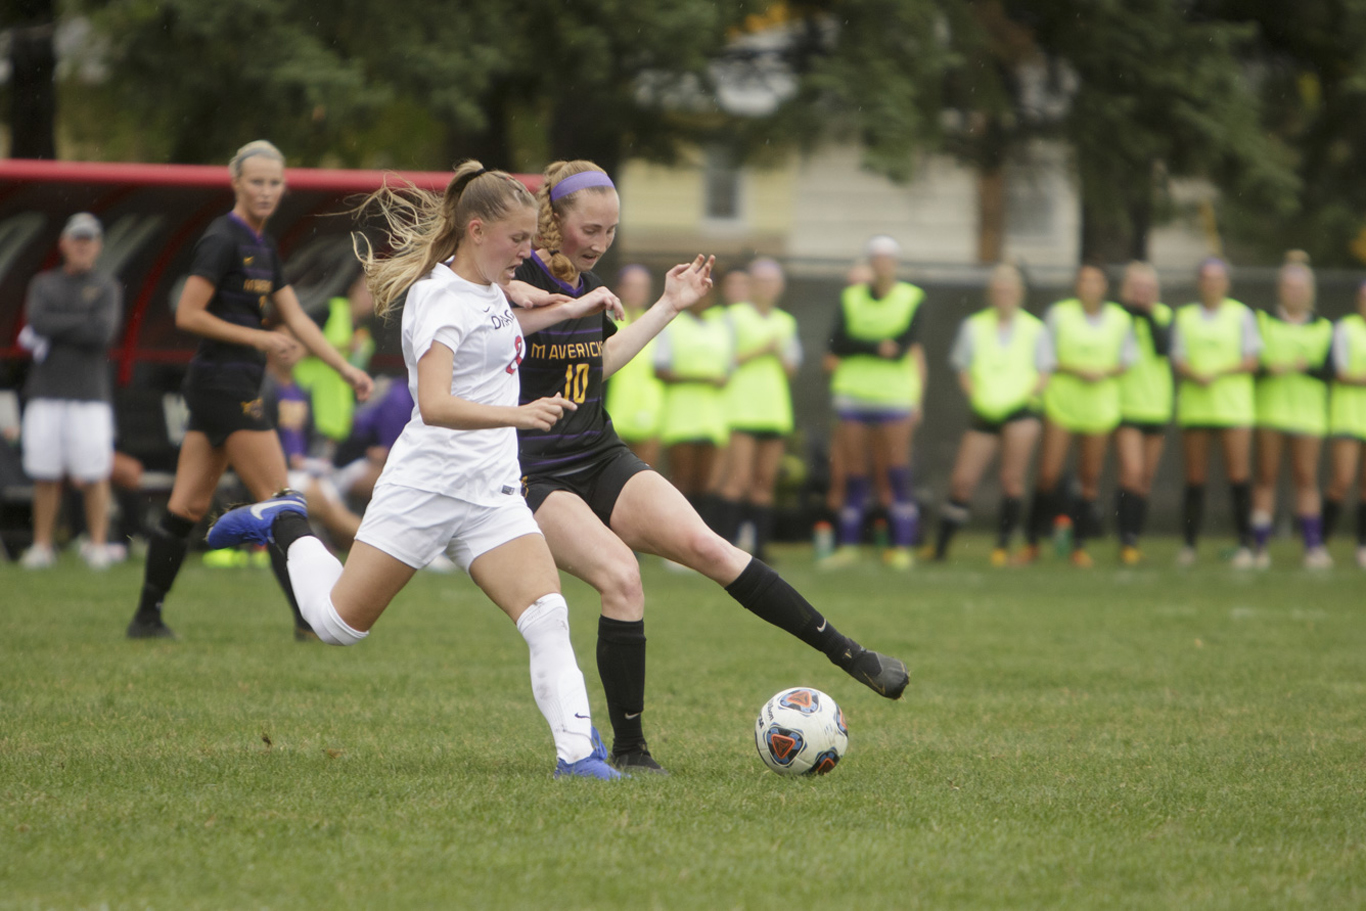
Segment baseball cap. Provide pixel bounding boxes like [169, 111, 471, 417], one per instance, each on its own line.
[62, 212, 102, 239]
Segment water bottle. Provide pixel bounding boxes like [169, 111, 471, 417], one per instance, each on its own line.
[812, 521, 835, 560]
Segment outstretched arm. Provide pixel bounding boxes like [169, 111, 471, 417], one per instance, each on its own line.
[274, 285, 374, 402]
[513, 286, 623, 335]
[602, 255, 715, 378]
[416, 342, 575, 431]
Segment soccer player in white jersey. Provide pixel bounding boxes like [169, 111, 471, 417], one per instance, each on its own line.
[208, 162, 626, 779]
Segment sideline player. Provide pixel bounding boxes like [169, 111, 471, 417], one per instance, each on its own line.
[1323, 279, 1366, 567]
[714, 258, 802, 563]
[1171, 258, 1260, 567]
[125, 141, 373, 639]
[928, 263, 1051, 564]
[18, 213, 123, 570]
[512, 160, 910, 774]
[1113, 261, 1173, 565]
[1249, 252, 1334, 569]
[602, 265, 664, 468]
[820, 235, 927, 570]
[1019, 263, 1135, 567]
[209, 162, 624, 779]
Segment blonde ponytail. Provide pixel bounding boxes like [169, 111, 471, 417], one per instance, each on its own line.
[353, 161, 534, 318]
[536, 160, 614, 283]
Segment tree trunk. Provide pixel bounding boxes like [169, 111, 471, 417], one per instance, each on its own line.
[9, 1, 58, 160]
[976, 166, 1006, 263]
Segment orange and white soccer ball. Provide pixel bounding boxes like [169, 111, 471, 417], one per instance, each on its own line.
[754, 686, 848, 776]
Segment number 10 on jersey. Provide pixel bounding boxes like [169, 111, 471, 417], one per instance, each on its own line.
[563, 362, 589, 403]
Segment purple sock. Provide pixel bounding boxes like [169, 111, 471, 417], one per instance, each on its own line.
[887, 466, 918, 547]
[1300, 514, 1324, 550]
[838, 476, 871, 546]
[1252, 520, 1273, 551]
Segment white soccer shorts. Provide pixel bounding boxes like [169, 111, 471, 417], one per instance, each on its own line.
[354, 483, 542, 572]
[21, 398, 115, 483]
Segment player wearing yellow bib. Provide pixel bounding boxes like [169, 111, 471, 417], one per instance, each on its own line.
[821, 235, 927, 571]
[1323, 280, 1366, 568]
[1249, 253, 1335, 569]
[603, 265, 664, 468]
[1020, 264, 1135, 567]
[715, 259, 802, 563]
[1114, 262, 1173, 565]
[654, 290, 733, 508]
[928, 264, 1052, 563]
[1171, 258, 1261, 567]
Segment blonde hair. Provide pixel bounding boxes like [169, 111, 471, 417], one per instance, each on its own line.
[229, 140, 285, 179]
[1123, 260, 1160, 294]
[353, 160, 535, 318]
[989, 261, 1024, 289]
[1279, 249, 1315, 302]
[536, 160, 615, 283]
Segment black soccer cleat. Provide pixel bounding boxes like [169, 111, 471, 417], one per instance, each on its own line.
[839, 646, 909, 700]
[126, 615, 177, 640]
[610, 747, 670, 776]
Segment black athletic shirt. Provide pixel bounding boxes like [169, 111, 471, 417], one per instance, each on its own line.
[185, 213, 286, 389]
[514, 253, 625, 477]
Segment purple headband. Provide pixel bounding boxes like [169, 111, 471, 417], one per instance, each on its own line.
[549, 170, 615, 202]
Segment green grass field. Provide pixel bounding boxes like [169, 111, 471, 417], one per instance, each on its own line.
[3, 535, 1366, 910]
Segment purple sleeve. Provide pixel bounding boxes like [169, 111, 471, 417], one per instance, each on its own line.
[375, 383, 414, 449]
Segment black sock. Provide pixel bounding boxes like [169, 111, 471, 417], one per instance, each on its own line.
[1182, 484, 1205, 548]
[725, 558, 852, 665]
[1135, 493, 1150, 538]
[1357, 502, 1366, 546]
[934, 499, 969, 559]
[596, 616, 647, 755]
[1117, 489, 1140, 548]
[134, 512, 196, 621]
[1071, 497, 1096, 550]
[997, 496, 1021, 548]
[715, 498, 744, 545]
[747, 503, 775, 561]
[1230, 481, 1252, 548]
[1026, 488, 1056, 546]
[270, 512, 317, 631]
[268, 546, 309, 631]
[1322, 497, 1342, 542]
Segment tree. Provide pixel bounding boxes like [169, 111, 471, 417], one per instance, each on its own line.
[6, 0, 58, 159]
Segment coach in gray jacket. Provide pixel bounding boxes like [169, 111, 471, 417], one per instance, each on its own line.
[19, 212, 123, 569]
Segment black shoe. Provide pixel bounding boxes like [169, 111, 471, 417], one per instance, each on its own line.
[126, 615, 176, 640]
[293, 625, 320, 643]
[839, 646, 909, 700]
[610, 747, 670, 776]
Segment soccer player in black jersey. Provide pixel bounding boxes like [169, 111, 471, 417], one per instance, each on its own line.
[511, 159, 910, 775]
[126, 141, 373, 640]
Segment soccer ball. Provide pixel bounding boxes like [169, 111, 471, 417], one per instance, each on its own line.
[754, 686, 848, 776]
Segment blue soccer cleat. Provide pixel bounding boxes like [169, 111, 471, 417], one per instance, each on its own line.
[554, 726, 625, 780]
[206, 491, 306, 549]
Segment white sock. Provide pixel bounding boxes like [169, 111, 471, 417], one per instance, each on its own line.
[287, 537, 367, 646]
[516, 594, 594, 763]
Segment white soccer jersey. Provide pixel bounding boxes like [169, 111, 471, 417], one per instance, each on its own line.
[377, 262, 526, 506]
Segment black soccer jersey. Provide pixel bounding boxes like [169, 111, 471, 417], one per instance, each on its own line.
[514, 253, 626, 477]
[185, 213, 286, 388]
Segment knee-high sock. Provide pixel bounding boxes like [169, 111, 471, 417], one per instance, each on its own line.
[134, 512, 196, 620]
[933, 499, 970, 559]
[517, 594, 594, 764]
[1251, 509, 1273, 552]
[726, 557, 855, 666]
[283, 535, 366, 646]
[1025, 487, 1057, 547]
[714, 497, 744, 545]
[1134, 492, 1150, 539]
[1071, 497, 1097, 551]
[746, 502, 775, 561]
[838, 476, 871, 546]
[1230, 481, 1253, 548]
[1357, 502, 1366, 546]
[1182, 484, 1205, 548]
[268, 545, 310, 631]
[597, 616, 646, 755]
[997, 496, 1022, 548]
[1116, 489, 1139, 548]
[1322, 497, 1342, 542]
[887, 466, 919, 548]
[1299, 514, 1324, 551]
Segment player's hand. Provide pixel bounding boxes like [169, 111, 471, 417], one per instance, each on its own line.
[876, 339, 900, 359]
[343, 364, 375, 402]
[503, 280, 570, 310]
[257, 330, 302, 360]
[660, 255, 716, 314]
[516, 394, 578, 430]
[567, 286, 624, 321]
